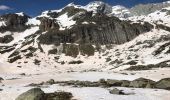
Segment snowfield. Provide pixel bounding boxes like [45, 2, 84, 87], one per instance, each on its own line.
[1, 69, 170, 100]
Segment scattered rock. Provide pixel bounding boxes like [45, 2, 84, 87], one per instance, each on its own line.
[45, 91, 73, 100]
[20, 73, 26, 76]
[68, 60, 83, 64]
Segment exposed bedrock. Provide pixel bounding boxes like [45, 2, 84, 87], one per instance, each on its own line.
[38, 17, 60, 31]
[38, 13, 153, 45]
[0, 13, 30, 32]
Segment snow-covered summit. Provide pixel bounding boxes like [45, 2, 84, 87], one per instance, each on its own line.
[111, 5, 131, 18]
[15, 12, 25, 16]
[85, 1, 112, 14]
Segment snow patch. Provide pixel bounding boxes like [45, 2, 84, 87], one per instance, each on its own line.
[56, 13, 76, 30]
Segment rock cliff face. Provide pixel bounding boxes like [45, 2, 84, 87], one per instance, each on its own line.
[0, 13, 30, 32]
[0, 2, 155, 61]
[38, 17, 60, 31]
[38, 11, 153, 45]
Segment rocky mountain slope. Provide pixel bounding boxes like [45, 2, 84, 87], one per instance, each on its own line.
[0, 1, 170, 72]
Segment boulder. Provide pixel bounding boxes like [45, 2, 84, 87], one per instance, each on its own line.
[16, 88, 73, 100]
[155, 78, 170, 90]
[46, 79, 55, 85]
[129, 78, 155, 88]
[15, 88, 45, 100]
[109, 88, 125, 95]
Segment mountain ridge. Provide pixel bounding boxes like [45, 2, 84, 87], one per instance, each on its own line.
[0, 0, 170, 72]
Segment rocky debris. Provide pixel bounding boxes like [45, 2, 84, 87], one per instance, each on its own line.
[109, 88, 125, 95]
[46, 44, 95, 57]
[34, 59, 41, 65]
[126, 60, 138, 65]
[0, 46, 15, 54]
[130, 1, 170, 16]
[15, 88, 73, 100]
[68, 60, 83, 64]
[45, 91, 73, 100]
[8, 55, 22, 63]
[48, 49, 58, 54]
[46, 79, 55, 85]
[129, 78, 155, 88]
[20, 73, 26, 76]
[26, 77, 170, 90]
[156, 24, 170, 32]
[155, 78, 170, 90]
[0, 35, 14, 43]
[126, 61, 170, 71]
[153, 41, 170, 56]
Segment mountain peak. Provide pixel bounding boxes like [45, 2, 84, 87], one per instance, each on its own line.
[15, 12, 25, 16]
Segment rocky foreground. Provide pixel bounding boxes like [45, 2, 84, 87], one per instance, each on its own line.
[0, 69, 170, 100]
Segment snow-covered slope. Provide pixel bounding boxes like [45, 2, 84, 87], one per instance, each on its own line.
[0, 1, 170, 73]
[129, 6, 170, 27]
[111, 5, 131, 18]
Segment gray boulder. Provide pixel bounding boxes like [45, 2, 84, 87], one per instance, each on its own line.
[15, 88, 45, 100]
[129, 78, 155, 88]
[16, 88, 73, 100]
[45, 79, 55, 85]
[109, 88, 125, 95]
[155, 78, 170, 90]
